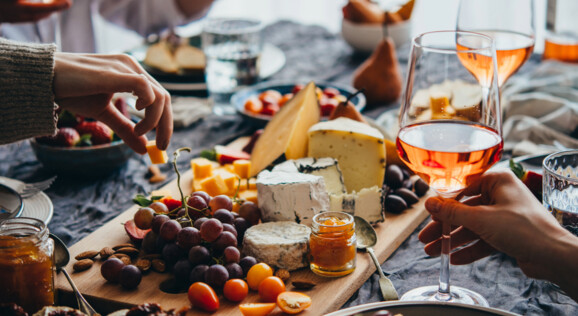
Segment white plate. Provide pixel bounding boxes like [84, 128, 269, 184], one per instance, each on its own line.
[326, 301, 520, 316]
[0, 177, 53, 224]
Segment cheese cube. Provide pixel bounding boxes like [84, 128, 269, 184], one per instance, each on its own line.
[191, 158, 215, 179]
[238, 189, 258, 205]
[248, 178, 257, 190]
[213, 168, 240, 195]
[146, 140, 168, 164]
[308, 117, 386, 193]
[233, 159, 251, 179]
[199, 174, 229, 197]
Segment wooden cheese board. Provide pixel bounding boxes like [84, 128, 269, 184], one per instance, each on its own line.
[55, 161, 430, 315]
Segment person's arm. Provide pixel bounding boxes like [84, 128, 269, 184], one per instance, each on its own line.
[419, 171, 578, 302]
[0, 38, 57, 144]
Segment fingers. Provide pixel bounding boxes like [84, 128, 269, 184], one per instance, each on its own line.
[96, 103, 148, 154]
[450, 240, 496, 265]
[425, 196, 482, 228]
[154, 99, 173, 150]
[422, 226, 479, 256]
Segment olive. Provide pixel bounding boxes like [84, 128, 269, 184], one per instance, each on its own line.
[414, 178, 430, 197]
[395, 188, 419, 206]
[401, 178, 413, 190]
[385, 194, 408, 214]
[385, 164, 404, 189]
[401, 167, 411, 180]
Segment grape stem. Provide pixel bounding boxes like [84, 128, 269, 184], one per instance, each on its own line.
[171, 147, 210, 225]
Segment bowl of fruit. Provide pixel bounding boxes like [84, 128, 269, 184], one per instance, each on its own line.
[30, 109, 135, 177]
[231, 81, 366, 125]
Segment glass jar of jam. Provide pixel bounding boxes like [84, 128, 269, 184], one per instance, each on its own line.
[309, 211, 356, 277]
[0, 217, 54, 314]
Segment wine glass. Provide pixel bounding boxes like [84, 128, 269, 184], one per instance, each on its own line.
[396, 31, 502, 306]
[457, 0, 535, 87]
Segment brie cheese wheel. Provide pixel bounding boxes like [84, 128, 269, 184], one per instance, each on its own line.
[308, 117, 386, 193]
[257, 170, 329, 226]
[242, 221, 311, 271]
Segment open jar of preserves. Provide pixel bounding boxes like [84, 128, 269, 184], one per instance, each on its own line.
[309, 211, 356, 277]
[0, 217, 54, 314]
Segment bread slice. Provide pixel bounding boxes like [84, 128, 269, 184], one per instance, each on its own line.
[175, 45, 205, 70]
[144, 42, 179, 74]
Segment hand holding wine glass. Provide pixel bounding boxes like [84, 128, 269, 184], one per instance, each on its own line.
[457, 0, 535, 87]
[396, 31, 502, 306]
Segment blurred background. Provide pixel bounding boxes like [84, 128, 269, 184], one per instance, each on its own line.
[96, 0, 548, 54]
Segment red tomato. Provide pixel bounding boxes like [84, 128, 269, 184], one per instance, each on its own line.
[320, 97, 339, 117]
[223, 279, 249, 302]
[260, 103, 280, 116]
[188, 282, 219, 312]
[291, 84, 305, 95]
[258, 276, 286, 302]
[323, 87, 341, 98]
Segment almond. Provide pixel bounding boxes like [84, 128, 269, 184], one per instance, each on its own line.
[141, 254, 162, 260]
[136, 258, 152, 272]
[100, 247, 114, 260]
[112, 243, 134, 251]
[75, 250, 99, 260]
[73, 259, 94, 272]
[111, 253, 132, 265]
[115, 247, 140, 257]
[292, 280, 316, 290]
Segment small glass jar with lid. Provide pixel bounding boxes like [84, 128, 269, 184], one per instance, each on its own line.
[0, 217, 54, 314]
[309, 211, 356, 277]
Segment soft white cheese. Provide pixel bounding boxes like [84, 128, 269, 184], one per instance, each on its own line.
[272, 157, 346, 195]
[256, 170, 330, 226]
[242, 221, 311, 271]
[330, 185, 384, 224]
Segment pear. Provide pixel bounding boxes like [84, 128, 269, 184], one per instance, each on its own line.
[342, 0, 385, 24]
[329, 100, 367, 124]
[352, 37, 403, 106]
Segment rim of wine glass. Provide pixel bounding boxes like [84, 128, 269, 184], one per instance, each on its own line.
[411, 30, 496, 54]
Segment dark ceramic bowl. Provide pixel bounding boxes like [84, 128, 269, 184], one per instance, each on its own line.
[30, 139, 135, 177]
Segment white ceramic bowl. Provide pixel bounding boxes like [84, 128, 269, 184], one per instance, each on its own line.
[341, 18, 412, 54]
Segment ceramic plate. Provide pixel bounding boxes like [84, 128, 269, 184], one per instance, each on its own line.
[231, 81, 367, 125]
[325, 301, 521, 316]
[492, 153, 549, 174]
[0, 177, 54, 224]
[128, 40, 286, 91]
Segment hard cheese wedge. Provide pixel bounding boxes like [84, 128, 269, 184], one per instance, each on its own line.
[249, 81, 320, 177]
[308, 117, 386, 193]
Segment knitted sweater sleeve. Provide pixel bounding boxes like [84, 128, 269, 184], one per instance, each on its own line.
[0, 38, 57, 145]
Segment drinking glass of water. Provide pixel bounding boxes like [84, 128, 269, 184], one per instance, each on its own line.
[543, 150, 578, 235]
[202, 18, 263, 115]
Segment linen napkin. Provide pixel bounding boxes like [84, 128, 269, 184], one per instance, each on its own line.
[129, 96, 212, 129]
[501, 60, 578, 156]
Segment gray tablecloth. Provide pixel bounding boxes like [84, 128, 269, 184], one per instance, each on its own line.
[0, 21, 576, 316]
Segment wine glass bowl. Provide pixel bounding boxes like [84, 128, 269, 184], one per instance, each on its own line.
[457, 0, 535, 87]
[396, 31, 502, 305]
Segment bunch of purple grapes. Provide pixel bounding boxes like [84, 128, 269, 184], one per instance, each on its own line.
[134, 191, 262, 290]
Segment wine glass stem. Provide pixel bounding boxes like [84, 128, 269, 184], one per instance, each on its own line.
[436, 222, 452, 301]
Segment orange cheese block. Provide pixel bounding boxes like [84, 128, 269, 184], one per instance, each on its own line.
[238, 189, 258, 205]
[233, 160, 251, 179]
[191, 157, 217, 179]
[199, 174, 229, 197]
[146, 140, 168, 164]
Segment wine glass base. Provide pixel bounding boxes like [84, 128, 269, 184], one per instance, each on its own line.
[400, 285, 489, 307]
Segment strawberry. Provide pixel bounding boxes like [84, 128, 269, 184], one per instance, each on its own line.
[75, 121, 113, 145]
[36, 127, 80, 147]
[57, 110, 82, 128]
[510, 159, 543, 202]
[114, 97, 131, 119]
[201, 145, 251, 165]
[162, 198, 182, 212]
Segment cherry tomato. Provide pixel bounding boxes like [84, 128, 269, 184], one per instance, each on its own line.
[246, 262, 273, 290]
[277, 291, 312, 314]
[188, 282, 219, 312]
[258, 276, 286, 302]
[239, 303, 277, 316]
[320, 97, 339, 117]
[260, 103, 280, 116]
[223, 279, 249, 302]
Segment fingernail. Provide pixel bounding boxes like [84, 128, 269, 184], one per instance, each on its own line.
[425, 197, 443, 214]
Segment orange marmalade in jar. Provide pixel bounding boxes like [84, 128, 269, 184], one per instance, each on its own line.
[309, 211, 356, 277]
[0, 218, 54, 314]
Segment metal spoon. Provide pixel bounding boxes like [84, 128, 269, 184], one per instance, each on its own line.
[50, 234, 99, 316]
[354, 216, 399, 301]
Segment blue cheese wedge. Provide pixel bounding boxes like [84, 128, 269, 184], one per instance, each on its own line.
[272, 157, 346, 195]
[242, 221, 311, 271]
[257, 170, 329, 226]
[330, 185, 384, 224]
